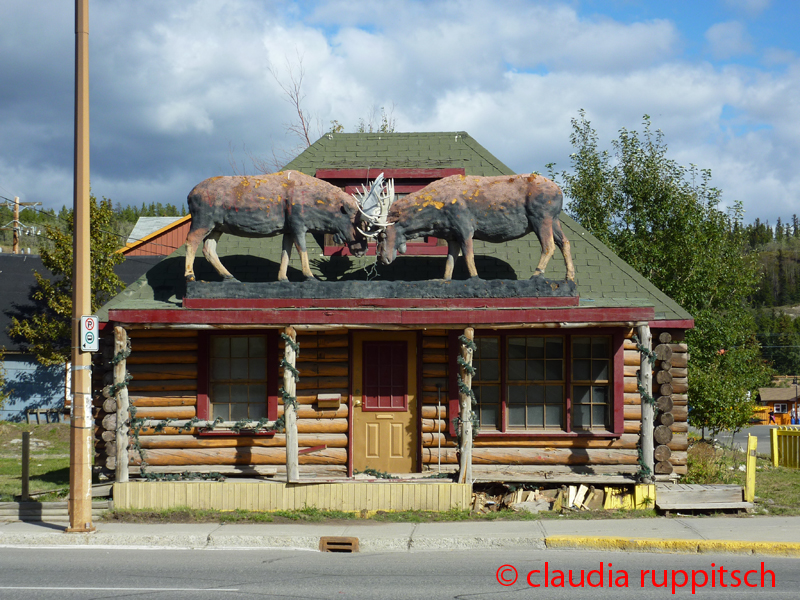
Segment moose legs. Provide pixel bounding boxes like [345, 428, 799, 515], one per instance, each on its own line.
[443, 238, 478, 280]
[184, 228, 238, 281]
[279, 234, 315, 281]
[531, 216, 575, 281]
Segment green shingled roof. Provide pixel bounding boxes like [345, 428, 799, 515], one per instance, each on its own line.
[100, 132, 692, 324]
[283, 132, 514, 176]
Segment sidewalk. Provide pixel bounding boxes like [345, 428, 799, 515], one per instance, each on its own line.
[2, 516, 800, 555]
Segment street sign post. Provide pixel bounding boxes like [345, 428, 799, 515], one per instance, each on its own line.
[80, 315, 99, 352]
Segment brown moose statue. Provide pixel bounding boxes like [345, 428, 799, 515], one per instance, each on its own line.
[183, 170, 369, 282]
[370, 174, 575, 281]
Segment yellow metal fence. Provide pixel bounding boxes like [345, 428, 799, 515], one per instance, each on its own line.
[771, 426, 800, 469]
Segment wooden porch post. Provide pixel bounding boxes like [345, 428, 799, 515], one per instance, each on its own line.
[458, 327, 474, 484]
[283, 326, 299, 483]
[113, 326, 129, 483]
[637, 324, 655, 481]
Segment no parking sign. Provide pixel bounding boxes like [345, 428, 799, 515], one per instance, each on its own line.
[80, 315, 99, 352]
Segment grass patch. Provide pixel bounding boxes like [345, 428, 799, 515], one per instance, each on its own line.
[0, 422, 71, 501]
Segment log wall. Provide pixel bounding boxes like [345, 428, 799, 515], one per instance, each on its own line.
[95, 328, 350, 476]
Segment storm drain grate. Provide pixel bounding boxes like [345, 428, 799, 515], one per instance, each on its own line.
[319, 536, 360, 553]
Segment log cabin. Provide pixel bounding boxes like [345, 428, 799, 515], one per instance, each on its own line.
[95, 132, 693, 493]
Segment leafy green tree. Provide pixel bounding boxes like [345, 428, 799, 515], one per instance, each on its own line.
[0, 349, 9, 412]
[551, 110, 772, 436]
[9, 196, 125, 366]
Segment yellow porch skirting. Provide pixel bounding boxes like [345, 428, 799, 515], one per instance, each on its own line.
[113, 481, 472, 512]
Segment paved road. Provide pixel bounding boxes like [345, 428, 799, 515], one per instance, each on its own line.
[691, 425, 775, 454]
[0, 547, 797, 599]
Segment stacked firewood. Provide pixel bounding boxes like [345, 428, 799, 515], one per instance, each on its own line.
[653, 332, 674, 475]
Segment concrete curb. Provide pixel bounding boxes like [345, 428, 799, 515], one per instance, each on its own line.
[545, 536, 800, 557]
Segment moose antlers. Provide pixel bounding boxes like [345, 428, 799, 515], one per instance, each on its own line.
[352, 173, 395, 238]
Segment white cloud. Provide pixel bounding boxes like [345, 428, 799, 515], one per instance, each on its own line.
[723, 0, 772, 16]
[705, 21, 753, 59]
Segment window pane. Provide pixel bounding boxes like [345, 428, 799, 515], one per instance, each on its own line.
[250, 358, 266, 380]
[527, 404, 544, 427]
[211, 384, 230, 403]
[249, 402, 267, 420]
[545, 404, 563, 427]
[573, 385, 590, 404]
[592, 360, 609, 382]
[480, 385, 500, 403]
[545, 359, 563, 381]
[545, 385, 563, 404]
[592, 386, 608, 405]
[546, 338, 563, 358]
[527, 385, 544, 403]
[573, 404, 590, 428]
[508, 337, 526, 359]
[480, 360, 499, 382]
[527, 337, 545, 358]
[230, 358, 248, 380]
[508, 385, 526, 403]
[212, 403, 228, 420]
[211, 337, 229, 358]
[508, 360, 526, 380]
[481, 404, 498, 427]
[592, 405, 607, 427]
[592, 337, 610, 358]
[230, 402, 248, 420]
[211, 358, 230, 381]
[527, 360, 544, 381]
[573, 337, 591, 358]
[230, 385, 249, 403]
[231, 337, 248, 358]
[250, 384, 267, 403]
[573, 359, 590, 381]
[249, 336, 266, 357]
[478, 337, 498, 359]
[508, 404, 525, 426]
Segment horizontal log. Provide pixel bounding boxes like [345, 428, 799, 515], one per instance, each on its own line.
[624, 393, 641, 405]
[128, 330, 198, 338]
[423, 433, 642, 450]
[298, 419, 347, 433]
[131, 406, 196, 420]
[126, 366, 198, 381]
[671, 405, 688, 421]
[137, 433, 347, 449]
[670, 354, 688, 368]
[295, 376, 348, 391]
[672, 394, 688, 404]
[423, 364, 447, 378]
[624, 379, 638, 394]
[624, 365, 640, 377]
[277, 405, 348, 419]
[422, 392, 450, 404]
[669, 343, 689, 353]
[672, 464, 687, 476]
[298, 390, 349, 404]
[671, 380, 688, 394]
[671, 368, 688, 378]
[129, 447, 346, 466]
[422, 337, 448, 349]
[624, 350, 641, 366]
[126, 352, 197, 365]
[131, 396, 197, 408]
[293, 334, 348, 349]
[668, 433, 689, 452]
[670, 451, 687, 466]
[623, 339, 637, 351]
[422, 348, 448, 363]
[132, 342, 198, 353]
[624, 420, 640, 434]
[127, 380, 197, 392]
[421, 405, 447, 419]
[423, 380, 448, 393]
[290, 362, 348, 377]
[422, 418, 447, 433]
[422, 447, 639, 466]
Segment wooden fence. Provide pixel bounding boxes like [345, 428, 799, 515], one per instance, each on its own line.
[771, 426, 800, 469]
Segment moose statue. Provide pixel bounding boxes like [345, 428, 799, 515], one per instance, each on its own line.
[183, 170, 371, 282]
[363, 173, 575, 281]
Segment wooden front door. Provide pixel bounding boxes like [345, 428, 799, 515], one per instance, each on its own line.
[352, 332, 417, 473]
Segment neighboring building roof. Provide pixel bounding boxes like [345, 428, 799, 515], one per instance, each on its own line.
[283, 132, 514, 176]
[0, 253, 163, 352]
[98, 132, 693, 326]
[758, 388, 800, 402]
[120, 215, 191, 256]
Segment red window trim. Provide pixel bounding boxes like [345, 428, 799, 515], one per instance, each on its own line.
[197, 330, 279, 425]
[318, 168, 465, 257]
[448, 328, 625, 438]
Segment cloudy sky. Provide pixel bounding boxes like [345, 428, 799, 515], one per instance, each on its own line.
[1, 0, 798, 226]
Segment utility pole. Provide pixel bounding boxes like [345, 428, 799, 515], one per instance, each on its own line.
[0, 196, 42, 254]
[67, 0, 94, 534]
